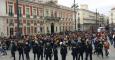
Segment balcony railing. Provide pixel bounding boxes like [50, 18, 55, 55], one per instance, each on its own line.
[27, 23, 30, 26]
[9, 12, 14, 16]
[19, 14, 22, 17]
[44, 16, 61, 21]
[26, 14, 30, 18]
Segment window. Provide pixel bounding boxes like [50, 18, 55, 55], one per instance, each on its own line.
[56, 27, 57, 32]
[47, 27, 49, 33]
[19, 27, 22, 34]
[46, 9, 49, 16]
[9, 19, 14, 26]
[18, 7, 22, 17]
[54, 11, 57, 17]
[40, 27, 42, 32]
[33, 9, 37, 18]
[27, 20, 30, 26]
[51, 10, 53, 17]
[63, 26, 64, 31]
[19, 20, 22, 27]
[26, 8, 30, 18]
[60, 26, 61, 32]
[10, 28, 14, 35]
[34, 27, 37, 33]
[27, 27, 30, 34]
[7, 27, 9, 35]
[9, 5, 13, 16]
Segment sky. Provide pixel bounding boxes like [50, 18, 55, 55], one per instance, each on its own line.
[58, 0, 115, 15]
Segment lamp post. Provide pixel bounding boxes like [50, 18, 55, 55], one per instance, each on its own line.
[72, 0, 79, 31]
[16, 0, 20, 39]
[95, 9, 98, 30]
[111, 13, 113, 31]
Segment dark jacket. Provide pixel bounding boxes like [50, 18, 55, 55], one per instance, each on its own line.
[24, 44, 31, 54]
[60, 46, 67, 56]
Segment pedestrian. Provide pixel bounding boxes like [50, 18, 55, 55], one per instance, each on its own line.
[10, 41, 17, 60]
[112, 33, 115, 48]
[44, 42, 53, 60]
[71, 43, 79, 60]
[104, 39, 110, 56]
[36, 40, 43, 60]
[97, 41, 103, 58]
[38, 40, 44, 60]
[32, 40, 38, 60]
[53, 43, 58, 60]
[17, 41, 24, 60]
[78, 39, 85, 60]
[60, 44, 67, 60]
[1, 42, 7, 55]
[85, 40, 92, 60]
[24, 42, 31, 60]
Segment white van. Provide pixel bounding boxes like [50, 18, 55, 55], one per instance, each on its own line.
[97, 27, 105, 32]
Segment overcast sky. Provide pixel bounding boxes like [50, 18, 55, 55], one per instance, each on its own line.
[58, 0, 115, 15]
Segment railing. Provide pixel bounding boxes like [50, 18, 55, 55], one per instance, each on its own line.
[9, 12, 14, 16]
[26, 14, 30, 18]
[19, 13, 22, 17]
[44, 16, 61, 21]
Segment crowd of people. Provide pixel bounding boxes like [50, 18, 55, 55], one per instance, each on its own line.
[0, 31, 114, 60]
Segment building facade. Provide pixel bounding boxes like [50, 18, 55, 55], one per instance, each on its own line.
[0, 0, 74, 37]
[109, 8, 115, 25]
[77, 4, 108, 32]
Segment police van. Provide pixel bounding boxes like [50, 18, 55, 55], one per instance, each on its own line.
[97, 27, 105, 32]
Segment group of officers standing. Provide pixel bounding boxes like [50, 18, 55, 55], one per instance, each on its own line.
[0, 31, 111, 60]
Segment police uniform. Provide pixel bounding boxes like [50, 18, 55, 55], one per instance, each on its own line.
[71, 44, 79, 60]
[85, 41, 92, 60]
[11, 41, 17, 60]
[17, 42, 24, 60]
[24, 42, 31, 60]
[32, 41, 38, 60]
[53, 44, 58, 60]
[60, 44, 67, 60]
[39, 40, 44, 60]
[44, 42, 52, 60]
[36, 41, 43, 60]
[78, 40, 85, 60]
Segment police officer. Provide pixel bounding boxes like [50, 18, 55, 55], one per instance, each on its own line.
[11, 40, 17, 60]
[71, 42, 79, 60]
[78, 38, 85, 60]
[53, 43, 58, 60]
[60, 44, 67, 60]
[44, 42, 52, 60]
[38, 39, 44, 60]
[36, 40, 43, 60]
[85, 40, 92, 60]
[17, 41, 24, 60]
[97, 41, 103, 58]
[32, 41, 38, 60]
[24, 42, 31, 60]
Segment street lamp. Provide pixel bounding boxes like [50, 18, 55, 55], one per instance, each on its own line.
[72, 0, 79, 31]
[111, 13, 113, 31]
[15, 0, 21, 39]
[95, 9, 98, 30]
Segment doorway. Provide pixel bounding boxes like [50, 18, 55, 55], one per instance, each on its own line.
[51, 23, 54, 34]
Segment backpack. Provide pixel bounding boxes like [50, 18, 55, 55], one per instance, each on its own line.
[104, 41, 109, 49]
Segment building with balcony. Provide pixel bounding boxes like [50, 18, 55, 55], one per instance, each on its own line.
[77, 4, 108, 32]
[0, 0, 74, 37]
